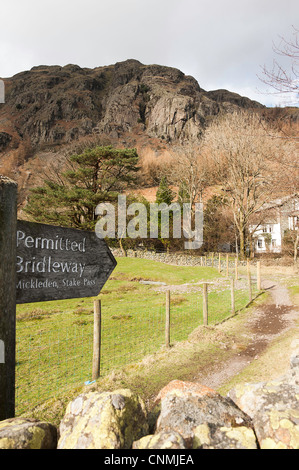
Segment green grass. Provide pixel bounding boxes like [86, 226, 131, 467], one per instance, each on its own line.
[16, 257, 254, 415]
[110, 257, 221, 284]
[289, 285, 299, 296]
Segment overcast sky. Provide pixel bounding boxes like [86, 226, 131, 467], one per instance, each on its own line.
[0, 0, 298, 106]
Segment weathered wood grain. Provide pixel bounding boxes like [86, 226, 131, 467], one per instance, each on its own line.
[16, 220, 117, 304]
[0, 176, 17, 419]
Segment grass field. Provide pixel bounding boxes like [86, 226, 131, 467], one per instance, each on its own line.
[16, 257, 256, 414]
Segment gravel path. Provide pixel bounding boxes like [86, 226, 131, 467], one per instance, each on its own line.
[192, 279, 298, 390]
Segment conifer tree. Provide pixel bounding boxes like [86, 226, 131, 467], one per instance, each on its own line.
[155, 176, 175, 205]
[25, 145, 139, 230]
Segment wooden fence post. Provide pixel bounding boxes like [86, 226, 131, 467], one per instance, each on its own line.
[165, 290, 170, 348]
[248, 270, 252, 303]
[257, 261, 261, 290]
[231, 278, 235, 315]
[218, 253, 221, 273]
[211, 252, 214, 268]
[203, 283, 208, 326]
[0, 176, 17, 420]
[92, 299, 102, 381]
[226, 253, 229, 277]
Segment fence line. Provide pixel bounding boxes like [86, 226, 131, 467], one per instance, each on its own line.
[111, 249, 260, 268]
[15, 258, 262, 415]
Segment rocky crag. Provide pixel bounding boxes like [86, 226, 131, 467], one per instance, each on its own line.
[1, 346, 298, 449]
[2, 59, 299, 206]
[0, 59, 265, 151]
[0, 60, 267, 199]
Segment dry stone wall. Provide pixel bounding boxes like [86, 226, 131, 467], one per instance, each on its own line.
[0, 347, 298, 449]
[110, 249, 221, 267]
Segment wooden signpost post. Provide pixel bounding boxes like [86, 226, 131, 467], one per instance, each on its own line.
[0, 177, 17, 420]
[0, 176, 117, 420]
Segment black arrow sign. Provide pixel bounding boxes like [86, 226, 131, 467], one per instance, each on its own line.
[16, 220, 117, 304]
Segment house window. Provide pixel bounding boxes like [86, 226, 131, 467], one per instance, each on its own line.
[262, 227, 267, 233]
[289, 216, 299, 230]
[257, 239, 263, 248]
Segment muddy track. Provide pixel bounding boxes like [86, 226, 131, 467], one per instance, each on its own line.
[193, 279, 298, 390]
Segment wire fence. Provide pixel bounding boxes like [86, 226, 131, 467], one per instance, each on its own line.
[16, 321, 94, 414]
[15, 268, 261, 415]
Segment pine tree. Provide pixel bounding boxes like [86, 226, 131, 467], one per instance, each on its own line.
[25, 145, 139, 230]
[155, 176, 175, 205]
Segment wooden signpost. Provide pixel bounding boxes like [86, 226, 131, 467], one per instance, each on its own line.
[16, 220, 117, 304]
[0, 176, 117, 420]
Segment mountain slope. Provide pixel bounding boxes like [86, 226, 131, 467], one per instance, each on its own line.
[0, 59, 266, 201]
[0, 59, 265, 152]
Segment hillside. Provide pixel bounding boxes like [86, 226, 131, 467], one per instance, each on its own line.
[0, 59, 269, 202]
[0, 59, 266, 148]
[1, 59, 299, 209]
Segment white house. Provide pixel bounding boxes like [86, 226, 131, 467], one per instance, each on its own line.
[250, 194, 299, 254]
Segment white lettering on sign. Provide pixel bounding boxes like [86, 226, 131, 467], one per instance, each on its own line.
[16, 256, 86, 277]
[16, 230, 86, 252]
[16, 277, 96, 290]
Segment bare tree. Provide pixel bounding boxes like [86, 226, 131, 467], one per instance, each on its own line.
[259, 26, 299, 105]
[166, 141, 214, 213]
[258, 27, 299, 181]
[283, 227, 299, 262]
[203, 110, 286, 258]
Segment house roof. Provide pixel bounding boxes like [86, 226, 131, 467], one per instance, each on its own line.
[256, 193, 299, 213]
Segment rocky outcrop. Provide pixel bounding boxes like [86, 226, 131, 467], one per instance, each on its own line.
[0, 417, 57, 449]
[57, 388, 149, 449]
[2, 59, 298, 206]
[132, 431, 187, 449]
[146, 380, 257, 449]
[228, 346, 299, 449]
[1, 349, 298, 449]
[0, 132, 12, 151]
[0, 58, 268, 203]
[0, 60, 264, 154]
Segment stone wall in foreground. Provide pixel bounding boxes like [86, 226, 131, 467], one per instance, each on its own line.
[1, 346, 298, 449]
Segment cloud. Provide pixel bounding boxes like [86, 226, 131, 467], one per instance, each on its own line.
[0, 0, 298, 106]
